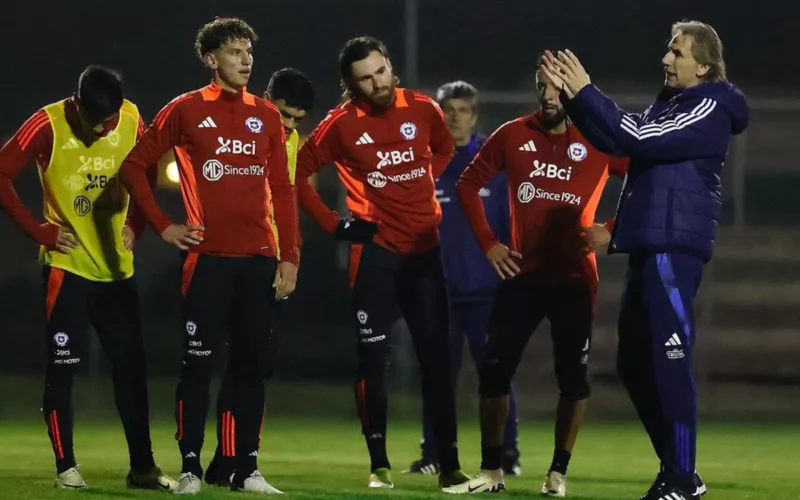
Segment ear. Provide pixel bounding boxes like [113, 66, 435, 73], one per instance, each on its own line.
[203, 52, 218, 70]
[696, 64, 710, 79]
[469, 113, 478, 127]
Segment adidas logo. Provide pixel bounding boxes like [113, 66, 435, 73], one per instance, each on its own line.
[665, 333, 682, 346]
[355, 132, 375, 145]
[184, 452, 197, 459]
[61, 138, 80, 150]
[249, 451, 258, 457]
[198, 117, 217, 128]
[519, 140, 537, 152]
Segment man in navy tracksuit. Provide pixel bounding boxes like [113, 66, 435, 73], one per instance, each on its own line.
[543, 21, 749, 500]
[403, 81, 520, 476]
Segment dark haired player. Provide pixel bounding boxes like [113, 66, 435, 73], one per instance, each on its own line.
[120, 17, 298, 495]
[0, 65, 175, 490]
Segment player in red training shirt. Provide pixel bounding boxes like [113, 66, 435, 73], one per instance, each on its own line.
[295, 36, 470, 491]
[119, 17, 297, 495]
[443, 56, 627, 497]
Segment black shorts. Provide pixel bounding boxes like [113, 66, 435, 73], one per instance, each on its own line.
[43, 266, 143, 370]
[485, 274, 596, 385]
[180, 253, 278, 377]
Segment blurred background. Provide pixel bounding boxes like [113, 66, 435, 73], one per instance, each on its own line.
[1, 0, 798, 423]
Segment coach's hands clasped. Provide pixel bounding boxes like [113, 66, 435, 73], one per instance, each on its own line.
[161, 223, 205, 250]
[541, 50, 591, 99]
[273, 261, 298, 300]
[486, 243, 522, 280]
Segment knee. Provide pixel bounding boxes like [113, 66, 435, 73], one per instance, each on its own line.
[555, 365, 591, 401]
[479, 358, 513, 398]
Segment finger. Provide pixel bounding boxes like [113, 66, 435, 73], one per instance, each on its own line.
[551, 56, 574, 78]
[175, 241, 189, 251]
[60, 236, 79, 249]
[541, 67, 564, 86]
[498, 261, 517, 279]
[504, 256, 522, 274]
[557, 51, 577, 72]
[565, 50, 583, 70]
[509, 250, 523, 259]
[183, 233, 203, 244]
[272, 268, 282, 288]
[186, 225, 205, 232]
[490, 261, 506, 280]
[55, 243, 69, 254]
[275, 282, 289, 300]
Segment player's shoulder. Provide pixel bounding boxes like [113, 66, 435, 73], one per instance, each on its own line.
[488, 116, 528, 141]
[313, 102, 351, 133]
[404, 89, 441, 113]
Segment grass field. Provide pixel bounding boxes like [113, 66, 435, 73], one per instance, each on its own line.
[1, 418, 798, 499]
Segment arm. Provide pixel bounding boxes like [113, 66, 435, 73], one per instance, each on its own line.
[0, 111, 60, 246]
[119, 99, 184, 235]
[456, 130, 506, 254]
[421, 96, 455, 178]
[564, 86, 730, 161]
[266, 112, 299, 266]
[124, 116, 158, 239]
[295, 111, 344, 234]
[491, 172, 512, 246]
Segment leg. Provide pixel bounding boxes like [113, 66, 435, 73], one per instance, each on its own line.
[88, 276, 156, 475]
[42, 267, 89, 476]
[206, 368, 235, 486]
[226, 256, 278, 484]
[175, 253, 234, 477]
[477, 277, 543, 472]
[617, 256, 668, 464]
[641, 253, 704, 489]
[546, 280, 596, 476]
[396, 249, 461, 476]
[350, 243, 398, 473]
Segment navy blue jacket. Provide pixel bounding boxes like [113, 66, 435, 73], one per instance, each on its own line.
[563, 82, 749, 263]
[437, 134, 510, 302]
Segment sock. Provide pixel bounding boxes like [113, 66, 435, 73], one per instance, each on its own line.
[550, 449, 572, 475]
[366, 434, 390, 471]
[480, 442, 503, 471]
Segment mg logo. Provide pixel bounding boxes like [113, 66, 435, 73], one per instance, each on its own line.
[376, 147, 415, 169]
[215, 137, 256, 155]
[517, 182, 535, 203]
[531, 160, 572, 181]
[203, 159, 224, 181]
[367, 171, 388, 189]
[73, 195, 92, 216]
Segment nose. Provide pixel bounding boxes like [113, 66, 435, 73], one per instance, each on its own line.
[662, 52, 672, 66]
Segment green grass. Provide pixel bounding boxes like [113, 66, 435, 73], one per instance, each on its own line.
[0, 418, 798, 499]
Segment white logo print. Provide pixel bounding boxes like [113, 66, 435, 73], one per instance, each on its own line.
[198, 116, 217, 128]
[517, 182, 582, 205]
[531, 160, 572, 181]
[54, 332, 69, 347]
[665, 333, 685, 359]
[518, 182, 535, 203]
[400, 122, 417, 140]
[519, 140, 537, 152]
[355, 132, 375, 145]
[61, 138, 80, 150]
[581, 338, 590, 364]
[357, 310, 369, 325]
[246, 117, 263, 133]
[215, 137, 256, 155]
[368, 171, 387, 188]
[186, 321, 197, 336]
[568, 142, 588, 161]
[77, 155, 116, 173]
[106, 131, 120, 147]
[203, 159, 224, 181]
[376, 148, 415, 169]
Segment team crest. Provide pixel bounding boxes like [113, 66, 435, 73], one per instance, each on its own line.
[400, 122, 417, 140]
[54, 332, 69, 347]
[568, 142, 588, 162]
[246, 116, 264, 134]
[106, 131, 120, 147]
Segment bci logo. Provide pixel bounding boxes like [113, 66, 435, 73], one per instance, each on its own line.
[376, 147, 415, 169]
[530, 160, 572, 181]
[215, 137, 256, 155]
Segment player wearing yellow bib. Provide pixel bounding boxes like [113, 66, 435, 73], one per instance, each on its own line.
[0, 66, 176, 491]
[205, 67, 315, 487]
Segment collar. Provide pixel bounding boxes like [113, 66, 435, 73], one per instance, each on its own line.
[354, 88, 408, 117]
[201, 80, 256, 105]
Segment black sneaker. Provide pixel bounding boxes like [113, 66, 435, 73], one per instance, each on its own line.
[204, 456, 235, 487]
[502, 458, 521, 476]
[401, 458, 440, 475]
[639, 478, 697, 500]
[694, 471, 707, 496]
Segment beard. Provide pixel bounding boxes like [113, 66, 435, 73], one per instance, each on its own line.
[540, 106, 567, 129]
[365, 79, 397, 108]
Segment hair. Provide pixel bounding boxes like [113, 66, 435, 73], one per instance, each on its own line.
[671, 20, 727, 82]
[436, 81, 479, 111]
[76, 65, 123, 123]
[338, 36, 392, 97]
[195, 17, 258, 62]
[266, 68, 315, 111]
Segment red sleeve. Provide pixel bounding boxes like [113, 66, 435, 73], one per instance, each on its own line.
[456, 126, 507, 254]
[609, 156, 629, 177]
[415, 94, 454, 178]
[125, 116, 159, 239]
[0, 110, 60, 246]
[264, 107, 299, 265]
[295, 109, 347, 234]
[120, 96, 188, 235]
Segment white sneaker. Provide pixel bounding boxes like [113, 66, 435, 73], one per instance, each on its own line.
[541, 471, 566, 497]
[234, 471, 284, 494]
[55, 465, 87, 489]
[442, 469, 504, 494]
[175, 472, 201, 495]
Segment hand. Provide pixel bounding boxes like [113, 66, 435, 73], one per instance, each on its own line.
[486, 243, 522, 279]
[54, 226, 80, 254]
[541, 49, 591, 98]
[122, 225, 135, 251]
[273, 261, 298, 300]
[334, 217, 379, 243]
[161, 224, 205, 250]
[582, 223, 611, 249]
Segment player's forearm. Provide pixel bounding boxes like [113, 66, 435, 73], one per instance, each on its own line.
[124, 165, 158, 239]
[120, 162, 172, 235]
[0, 173, 56, 246]
[296, 176, 340, 234]
[271, 184, 300, 265]
[456, 178, 499, 254]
